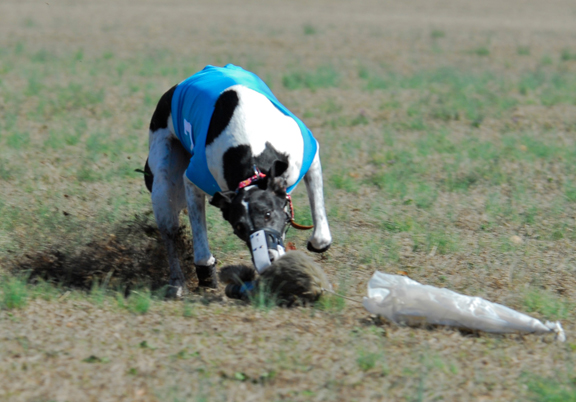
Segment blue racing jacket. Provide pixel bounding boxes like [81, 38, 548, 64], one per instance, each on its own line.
[171, 64, 318, 196]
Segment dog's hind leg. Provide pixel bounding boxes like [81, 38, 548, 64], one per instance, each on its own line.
[143, 157, 154, 193]
[184, 177, 218, 288]
[148, 127, 189, 297]
[304, 151, 332, 253]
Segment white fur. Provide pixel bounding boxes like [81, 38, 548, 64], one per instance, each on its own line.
[304, 151, 332, 250]
[205, 85, 304, 191]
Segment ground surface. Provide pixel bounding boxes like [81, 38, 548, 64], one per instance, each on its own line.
[1, 0, 576, 401]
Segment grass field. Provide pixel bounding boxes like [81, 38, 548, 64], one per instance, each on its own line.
[1, 0, 576, 400]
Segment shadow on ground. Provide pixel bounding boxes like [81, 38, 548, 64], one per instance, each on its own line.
[7, 213, 196, 293]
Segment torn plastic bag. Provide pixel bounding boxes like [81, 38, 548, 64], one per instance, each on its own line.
[363, 271, 565, 342]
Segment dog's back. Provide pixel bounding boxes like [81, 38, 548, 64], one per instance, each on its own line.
[204, 84, 305, 192]
[168, 65, 318, 196]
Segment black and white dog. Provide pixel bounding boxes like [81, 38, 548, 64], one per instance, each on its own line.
[144, 65, 331, 296]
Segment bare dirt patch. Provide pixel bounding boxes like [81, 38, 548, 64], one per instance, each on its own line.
[7, 214, 195, 293]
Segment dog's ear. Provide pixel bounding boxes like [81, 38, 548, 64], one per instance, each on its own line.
[210, 191, 235, 219]
[267, 160, 288, 196]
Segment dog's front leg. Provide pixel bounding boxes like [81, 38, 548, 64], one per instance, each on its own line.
[184, 176, 218, 288]
[304, 151, 332, 253]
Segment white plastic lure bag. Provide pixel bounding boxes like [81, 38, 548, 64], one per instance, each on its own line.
[363, 271, 565, 341]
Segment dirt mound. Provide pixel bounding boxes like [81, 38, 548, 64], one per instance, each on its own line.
[8, 213, 196, 293]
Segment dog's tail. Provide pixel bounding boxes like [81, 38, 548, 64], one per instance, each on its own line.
[135, 158, 154, 193]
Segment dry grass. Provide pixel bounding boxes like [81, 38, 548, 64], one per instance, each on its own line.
[1, 0, 576, 400]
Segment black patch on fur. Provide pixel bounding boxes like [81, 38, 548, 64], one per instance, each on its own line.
[222, 142, 289, 190]
[205, 89, 239, 146]
[149, 85, 177, 132]
[144, 158, 153, 193]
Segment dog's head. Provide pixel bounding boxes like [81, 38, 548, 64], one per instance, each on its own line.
[210, 160, 291, 271]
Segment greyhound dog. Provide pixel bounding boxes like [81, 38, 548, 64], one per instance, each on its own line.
[144, 64, 332, 296]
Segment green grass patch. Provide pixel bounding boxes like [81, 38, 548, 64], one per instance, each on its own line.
[443, 169, 480, 192]
[249, 281, 279, 311]
[317, 270, 349, 312]
[321, 98, 342, 114]
[76, 165, 101, 182]
[206, 209, 244, 254]
[416, 130, 457, 156]
[521, 136, 559, 159]
[6, 132, 30, 149]
[359, 67, 519, 122]
[379, 215, 416, 233]
[317, 292, 346, 312]
[430, 29, 445, 39]
[330, 173, 360, 194]
[1, 275, 28, 310]
[127, 289, 152, 314]
[362, 66, 576, 118]
[25, 75, 44, 96]
[413, 183, 437, 209]
[469, 46, 490, 56]
[31, 49, 52, 63]
[282, 65, 339, 90]
[560, 49, 576, 62]
[523, 374, 576, 402]
[183, 301, 195, 318]
[517, 46, 531, 56]
[523, 288, 571, 320]
[541, 55, 553, 65]
[89, 276, 114, 306]
[371, 168, 409, 198]
[519, 71, 546, 95]
[44, 128, 81, 149]
[30, 279, 60, 301]
[325, 113, 370, 128]
[303, 23, 317, 35]
[51, 82, 105, 114]
[564, 182, 576, 202]
[356, 349, 382, 372]
[0, 160, 13, 180]
[413, 229, 458, 255]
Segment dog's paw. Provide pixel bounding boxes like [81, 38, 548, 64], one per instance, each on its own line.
[166, 286, 183, 299]
[166, 282, 187, 299]
[195, 263, 219, 289]
[307, 241, 331, 254]
[198, 278, 218, 289]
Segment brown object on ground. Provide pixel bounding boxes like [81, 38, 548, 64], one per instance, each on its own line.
[219, 264, 257, 285]
[261, 251, 331, 305]
[220, 251, 331, 305]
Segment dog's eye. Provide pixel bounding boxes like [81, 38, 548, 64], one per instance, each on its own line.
[264, 211, 271, 221]
[235, 223, 244, 233]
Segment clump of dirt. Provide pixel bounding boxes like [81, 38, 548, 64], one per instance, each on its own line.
[9, 213, 196, 293]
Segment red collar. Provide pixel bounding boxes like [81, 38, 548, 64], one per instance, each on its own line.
[236, 166, 266, 193]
